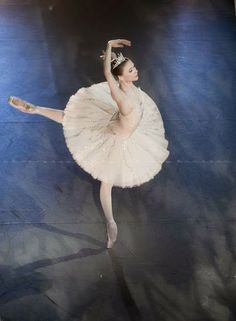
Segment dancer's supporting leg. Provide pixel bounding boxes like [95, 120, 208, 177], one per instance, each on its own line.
[100, 181, 118, 248]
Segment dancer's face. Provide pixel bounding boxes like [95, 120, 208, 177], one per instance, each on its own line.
[118, 60, 139, 83]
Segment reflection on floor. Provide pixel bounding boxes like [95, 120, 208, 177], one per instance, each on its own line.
[0, 0, 235, 320]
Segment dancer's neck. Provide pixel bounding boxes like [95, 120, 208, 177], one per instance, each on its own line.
[119, 80, 135, 93]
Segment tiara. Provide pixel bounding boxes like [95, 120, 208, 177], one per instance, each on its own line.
[99, 51, 126, 69]
[112, 52, 126, 69]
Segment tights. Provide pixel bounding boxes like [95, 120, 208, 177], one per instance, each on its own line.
[35, 106, 117, 246]
[99, 182, 114, 223]
[35, 106, 64, 124]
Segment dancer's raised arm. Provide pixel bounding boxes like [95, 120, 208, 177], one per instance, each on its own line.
[103, 39, 131, 104]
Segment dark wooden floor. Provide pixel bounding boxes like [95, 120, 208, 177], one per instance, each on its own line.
[0, 0, 235, 320]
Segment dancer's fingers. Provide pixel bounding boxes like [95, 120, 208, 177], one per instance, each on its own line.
[119, 39, 131, 46]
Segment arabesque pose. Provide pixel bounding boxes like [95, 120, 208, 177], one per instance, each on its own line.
[8, 39, 170, 248]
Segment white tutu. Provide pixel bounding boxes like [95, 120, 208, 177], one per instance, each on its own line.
[62, 81, 170, 188]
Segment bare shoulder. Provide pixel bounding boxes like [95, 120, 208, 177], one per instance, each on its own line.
[117, 98, 133, 116]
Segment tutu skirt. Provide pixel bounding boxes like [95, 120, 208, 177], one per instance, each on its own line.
[62, 81, 170, 188]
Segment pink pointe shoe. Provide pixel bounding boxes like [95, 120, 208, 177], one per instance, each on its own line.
[8, 96, 37, 113]
[106, 221, 118, 249]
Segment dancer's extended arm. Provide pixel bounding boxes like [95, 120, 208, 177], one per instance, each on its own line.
[103, 39, 131, 105]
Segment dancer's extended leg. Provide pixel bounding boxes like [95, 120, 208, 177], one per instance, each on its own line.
[8, 97, 64, 124]
[100, 181, 118, 248]
[35, 106, 64, 124]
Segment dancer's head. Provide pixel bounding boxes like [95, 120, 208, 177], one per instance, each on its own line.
[111, 58, 139, 82]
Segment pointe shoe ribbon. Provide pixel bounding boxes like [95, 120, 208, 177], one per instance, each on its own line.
[106, 221, 118, 249]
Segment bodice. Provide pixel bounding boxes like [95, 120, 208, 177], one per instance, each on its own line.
[108, 87, 144, 138]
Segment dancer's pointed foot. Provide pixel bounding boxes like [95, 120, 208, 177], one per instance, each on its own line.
[8, 96, 37, 113]
[106, 220, 118, 249]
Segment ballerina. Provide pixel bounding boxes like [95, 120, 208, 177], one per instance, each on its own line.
[8, 38, 170, 248]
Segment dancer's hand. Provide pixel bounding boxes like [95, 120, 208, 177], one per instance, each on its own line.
[108, 39, 131, 48]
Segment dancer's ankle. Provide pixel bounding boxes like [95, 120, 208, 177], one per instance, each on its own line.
[107, 219, 116, 225]
[33, 106, 40, 114]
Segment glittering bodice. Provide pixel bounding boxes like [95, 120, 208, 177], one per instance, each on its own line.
[108, 88, 144, 138]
